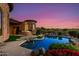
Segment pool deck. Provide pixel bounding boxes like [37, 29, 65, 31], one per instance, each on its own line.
[0, 40, 32, 56]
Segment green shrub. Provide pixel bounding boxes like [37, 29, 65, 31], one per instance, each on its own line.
[36, 35, 43, 39]
[68, 31, 78, 37]
[77, 32, 79, 38]
[49, 44, 79, 51]
[8, 35, 21, 41]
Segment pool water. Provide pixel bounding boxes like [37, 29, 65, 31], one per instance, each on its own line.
[21, 37, 70, 51]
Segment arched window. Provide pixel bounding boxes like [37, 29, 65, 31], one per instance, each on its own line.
[0, 9, 2, 35]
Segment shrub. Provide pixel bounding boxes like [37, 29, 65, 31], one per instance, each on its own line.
[8, 35, 21, 41]
[77, 32, 79, 39]
[49, 44, 79, 51]
[68, 31, 78, 37]
[36, 35, 43, 39]
[46, 49, 79, 56]
[57, 32, 62, 36]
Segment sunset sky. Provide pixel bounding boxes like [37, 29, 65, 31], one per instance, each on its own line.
[10, 3, 79, 29]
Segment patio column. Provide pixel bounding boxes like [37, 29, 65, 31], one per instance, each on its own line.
[0, 4, 9, 42]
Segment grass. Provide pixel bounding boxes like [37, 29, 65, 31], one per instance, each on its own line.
[8, 35, 21, 41]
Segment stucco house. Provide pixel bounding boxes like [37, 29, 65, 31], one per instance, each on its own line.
[10, 19, 37, 35]
[0, 3, 37, 42]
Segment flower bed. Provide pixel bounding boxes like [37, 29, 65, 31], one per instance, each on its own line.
[49, 44, 79, 51]
[46, 44, 79, 56]
[46, 49, 79, 56]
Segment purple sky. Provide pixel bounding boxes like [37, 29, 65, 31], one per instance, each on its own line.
[10, 3, 79, 29]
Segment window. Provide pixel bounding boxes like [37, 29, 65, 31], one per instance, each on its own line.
[0, 9, 2, 35]
[33, 24, 35, 30]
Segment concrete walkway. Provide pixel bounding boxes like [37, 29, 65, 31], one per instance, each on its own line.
[0, 40, 32, 56]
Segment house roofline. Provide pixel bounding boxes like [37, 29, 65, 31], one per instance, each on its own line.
[24, 20, 37, 23]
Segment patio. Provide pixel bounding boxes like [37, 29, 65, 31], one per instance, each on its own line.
[0, 40, 32, 56]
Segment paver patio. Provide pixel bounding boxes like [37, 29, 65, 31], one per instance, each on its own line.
[0, 40, 32, 56]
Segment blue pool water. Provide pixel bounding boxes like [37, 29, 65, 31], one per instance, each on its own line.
[21, 37, 70, 51]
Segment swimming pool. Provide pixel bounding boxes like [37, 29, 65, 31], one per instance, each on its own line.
[21, 37, 70, 51]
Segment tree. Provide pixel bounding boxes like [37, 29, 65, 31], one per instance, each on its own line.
[77, 32, 79, 38]
[68, 31, 78, 37]
[57, 31, 62, 36]
[8, 3, 13, 12]
[36, 27, 45, 35]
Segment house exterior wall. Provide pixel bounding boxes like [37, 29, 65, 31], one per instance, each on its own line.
[32, 22, 37, 34]
[10, 23, 22, 35]
[10, 24, 17, 35]
[24, 22, 29, 32]
[19, 22, 25, 33]
[0, 4, 9, 42]
[24, 21, 37, 34]
[10, 21, 37, 35]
